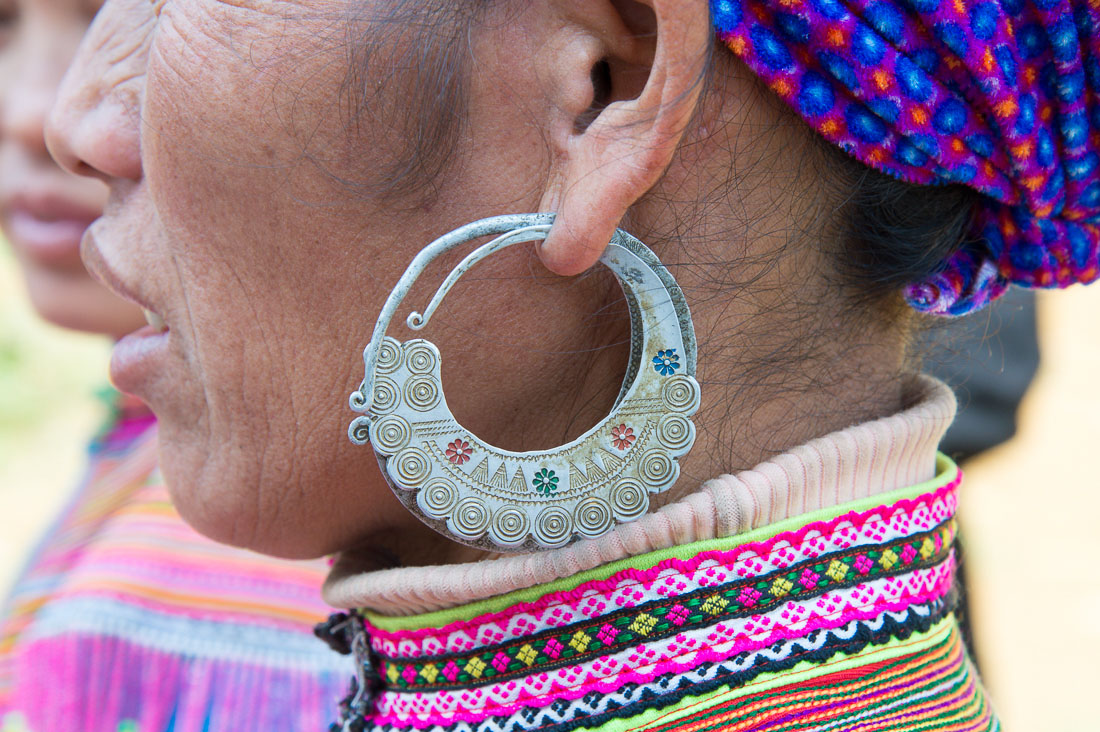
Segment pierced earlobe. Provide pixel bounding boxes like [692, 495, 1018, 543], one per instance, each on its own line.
[536, 0, 712, 277]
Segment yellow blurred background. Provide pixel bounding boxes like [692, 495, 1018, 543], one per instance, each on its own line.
[0, 243, 1098, 729]
[0, 245, 109, 593]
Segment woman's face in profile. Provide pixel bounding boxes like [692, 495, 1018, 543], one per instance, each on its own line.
[49, 0, 601, 558]
[0, 0, 144, 336]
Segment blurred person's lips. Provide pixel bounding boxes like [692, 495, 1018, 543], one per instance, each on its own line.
[3, 190, 100, 268]
[81, 222, 172, 395]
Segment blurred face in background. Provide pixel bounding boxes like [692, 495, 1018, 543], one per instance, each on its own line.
[0, 0, 144, 336]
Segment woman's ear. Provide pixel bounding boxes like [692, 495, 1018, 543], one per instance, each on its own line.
[537, 0, 711, 276]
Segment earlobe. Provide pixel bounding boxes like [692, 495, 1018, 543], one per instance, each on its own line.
[537, 0, 711, 276]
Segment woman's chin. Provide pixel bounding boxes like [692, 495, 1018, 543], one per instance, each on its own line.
[155, 436, 375, 560]
[163, 482, 308, 559]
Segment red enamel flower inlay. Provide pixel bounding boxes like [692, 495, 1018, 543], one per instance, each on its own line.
[610, 424, 636, 451]
[446, 439, 473, 465]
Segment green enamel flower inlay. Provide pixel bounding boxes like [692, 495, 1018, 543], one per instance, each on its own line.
[532, 468, 559, 495]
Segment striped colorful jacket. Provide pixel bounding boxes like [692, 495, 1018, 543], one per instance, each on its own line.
[0, 392, 352, 732]
[321, 377, 999, 731]
[328, 457, 995, 732]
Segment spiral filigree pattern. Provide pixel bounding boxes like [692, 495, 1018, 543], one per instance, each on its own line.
[371, 415, 411, 455]
[610, 478, 649, 520]
[376, 337, 403, 374]
[371, 377, 399, 415]
[418, 480, 459, 519]
[574, 497, 613, 538]
[662, 375, 699, 413]
[393, 447, 431, 486]
[489, 506, 530, 547]
[449, 498, 490, 540]
[404, 375, 441, 411]
[348, 416, 372, 446]
[639, 449, 677, 488]
[349, 388, 369, 411]
[656, 414, 694, 452]
[404, 342, 437, 374]
[533, 506, 572, 548]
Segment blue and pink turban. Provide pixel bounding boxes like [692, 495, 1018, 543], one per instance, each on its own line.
[713, 0, 1100, 315]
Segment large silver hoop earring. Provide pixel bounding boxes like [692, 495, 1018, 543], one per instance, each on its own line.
[348, 214, 700, 552]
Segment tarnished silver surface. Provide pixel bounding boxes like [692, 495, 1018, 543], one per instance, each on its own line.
[349, 214, 699, 551]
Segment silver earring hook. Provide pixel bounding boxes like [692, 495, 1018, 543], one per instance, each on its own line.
[405, 225, 551, 331]
[351, 214, 555, 414]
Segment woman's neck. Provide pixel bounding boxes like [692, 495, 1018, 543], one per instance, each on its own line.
[325, 374, 953, 614]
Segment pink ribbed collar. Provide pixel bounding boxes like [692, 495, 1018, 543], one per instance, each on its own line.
[324, 375, 956, 616]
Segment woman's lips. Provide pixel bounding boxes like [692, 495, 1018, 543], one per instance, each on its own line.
[110, 323, 171, 395]
[110, 306, 171, 395]
[80, 224, 173, 394]
[5, 195, 99, 268]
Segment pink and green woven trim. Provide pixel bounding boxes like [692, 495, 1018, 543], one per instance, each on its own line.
[337, 469, 971, 731]
[366, 476, 959, 659]
[712, 0, 1100, 315]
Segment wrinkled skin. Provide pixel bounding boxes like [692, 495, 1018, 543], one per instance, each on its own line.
[0, 0, 144, 336]
[47, 0, 906, 562]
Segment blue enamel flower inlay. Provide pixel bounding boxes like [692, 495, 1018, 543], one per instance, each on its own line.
[653, 349, 681, 376]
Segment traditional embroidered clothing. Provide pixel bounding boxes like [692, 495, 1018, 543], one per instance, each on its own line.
[323, 376, 999, 731]
[0, 391, 351, 732]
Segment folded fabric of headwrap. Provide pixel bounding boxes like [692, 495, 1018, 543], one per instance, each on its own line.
[713, 0, 1100, 315]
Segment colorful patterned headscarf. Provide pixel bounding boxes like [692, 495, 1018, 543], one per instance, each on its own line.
[713, 0, 1100, 315]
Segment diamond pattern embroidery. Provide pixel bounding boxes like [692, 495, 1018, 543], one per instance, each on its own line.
[517, 644, 538, 666]
[701, 595, 729, 616]
[464, 657, 486, 678]
[668, 604, 689, 626]
[374, 519, 957, 692]
[879, 549, 899, 571]
[771, 577, 793, 597]
[420, 663, 439, 684]
[630, 613, 657, 636]
[570, 631, 592, 653]
[826, 560, 849, 582]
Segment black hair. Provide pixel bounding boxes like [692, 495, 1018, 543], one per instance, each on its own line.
[825, 142, 984, 314]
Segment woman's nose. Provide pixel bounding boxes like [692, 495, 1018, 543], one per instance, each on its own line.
[45, 55, 142, 183]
